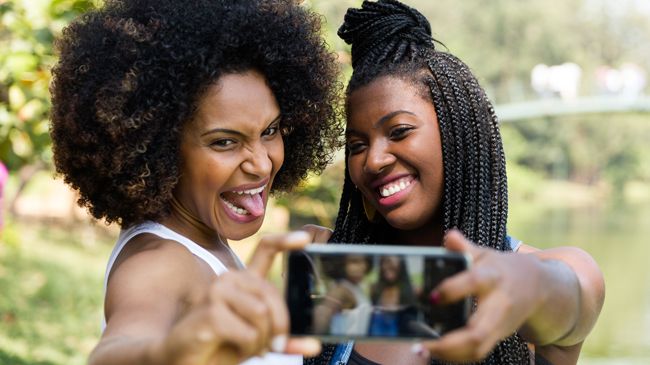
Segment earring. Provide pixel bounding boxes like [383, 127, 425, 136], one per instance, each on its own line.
[362, 195, 379, 223]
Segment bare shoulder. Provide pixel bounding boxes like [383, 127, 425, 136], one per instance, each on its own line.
[108, 233, 208, 291]
[104, 233, 210, 336]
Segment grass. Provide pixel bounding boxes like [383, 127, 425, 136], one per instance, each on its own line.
[0, 213, 288, 365]
[0, 219, 113, 365]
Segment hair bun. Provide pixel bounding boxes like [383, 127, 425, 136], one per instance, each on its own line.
[338, 0, 432, 66]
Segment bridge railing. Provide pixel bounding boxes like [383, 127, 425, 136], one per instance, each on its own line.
[495, 95, 650, 122]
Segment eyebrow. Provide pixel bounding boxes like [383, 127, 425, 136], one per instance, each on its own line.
[200, 114, 282, 137]
[346, 110, 415, 136]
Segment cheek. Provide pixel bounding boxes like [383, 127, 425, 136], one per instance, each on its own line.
[270, 138, 284, 173]
[347, 155, 364, 187]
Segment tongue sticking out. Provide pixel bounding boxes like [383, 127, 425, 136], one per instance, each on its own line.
[223, 192, 265, 217]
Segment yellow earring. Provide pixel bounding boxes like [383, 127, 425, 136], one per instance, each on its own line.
[362, 195, 378, 223]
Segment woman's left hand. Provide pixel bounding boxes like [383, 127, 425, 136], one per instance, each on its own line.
[420, 230, 560, 362]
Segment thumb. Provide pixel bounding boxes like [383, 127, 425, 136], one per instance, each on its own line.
[285, 337, 322, 357]
[247, 231, 311, 277]
[443, 229, 480, 256]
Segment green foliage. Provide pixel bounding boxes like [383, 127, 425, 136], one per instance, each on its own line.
[0, 220, 111, 365]
[276, 156, 345, 228]
[0, 0, 98, 171]
[501, 113, 650, 193]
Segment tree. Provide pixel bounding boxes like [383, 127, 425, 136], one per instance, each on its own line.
[0, 0, 97, 212]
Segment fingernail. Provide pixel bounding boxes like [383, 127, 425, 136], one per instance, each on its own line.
[271, 335, 287, 353]
[302, 338, 322, 356]
[410, 343, 429, 357]
[430, 291, 440, 305]
[288, 231, 310, 242]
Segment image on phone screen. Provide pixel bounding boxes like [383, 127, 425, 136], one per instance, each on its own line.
[285, 245, 470, 341]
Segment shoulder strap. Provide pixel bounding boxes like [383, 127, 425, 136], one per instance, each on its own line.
[102, 222, 237, 329]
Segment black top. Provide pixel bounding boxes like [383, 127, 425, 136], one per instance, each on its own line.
[344, 348, 556, 365]
[347, 349, 382, 365]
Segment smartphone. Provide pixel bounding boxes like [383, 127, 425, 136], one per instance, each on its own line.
[285, 244, 471, 341]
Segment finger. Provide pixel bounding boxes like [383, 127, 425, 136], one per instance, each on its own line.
[443, 230, 484, 258]
[425, 297, 512, 362]
[248, 231, 311, 277]
[207, 302, 265, 360]
[301, 224, 332, 243]
[434, 266, 501, 304]
[211, 273, 273, 352]
[256, 279, 290, 351]
[466, 295, 515, 340]
[285, 337, 322, 356]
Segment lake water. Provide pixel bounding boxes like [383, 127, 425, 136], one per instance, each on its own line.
[508, 200, 650, 363]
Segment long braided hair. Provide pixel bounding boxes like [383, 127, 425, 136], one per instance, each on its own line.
[305, 1, 530, 364]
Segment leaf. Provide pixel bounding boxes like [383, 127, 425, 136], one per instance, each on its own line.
[8, 85, 27, 110]
[4, 52, 39, 75]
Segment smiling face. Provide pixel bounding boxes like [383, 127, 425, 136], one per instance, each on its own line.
[346, 76, 444, 234]
[174, 70, 284, 241]
[344, 255, 370, 284]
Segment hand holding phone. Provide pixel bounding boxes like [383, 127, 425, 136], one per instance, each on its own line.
[285, 244, 471, 341]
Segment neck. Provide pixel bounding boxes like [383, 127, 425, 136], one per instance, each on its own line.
[388, 218, 444, 247]
[166, 196, 226, 248]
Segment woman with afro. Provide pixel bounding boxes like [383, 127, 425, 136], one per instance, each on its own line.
[305, 1, 605, 364]
[50, 0, 342, 364]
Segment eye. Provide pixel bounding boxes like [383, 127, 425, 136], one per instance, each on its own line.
[389, 125, 414, 140]
[262, 122, 280, 137]
[347, 140, 367, 155]
[210, 138, 237, 149]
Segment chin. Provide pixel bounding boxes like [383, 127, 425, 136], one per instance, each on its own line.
[384, 213, 427, 232]
[224, 222, 264, 241]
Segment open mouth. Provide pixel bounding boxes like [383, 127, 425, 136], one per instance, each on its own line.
[220, 184, 266, 218]
[377, 176, 414, 198]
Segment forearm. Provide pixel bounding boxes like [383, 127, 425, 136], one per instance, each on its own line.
[519, 247, 605, 346]
[518, 257, 581, 345]
[88, 335, 165, 365]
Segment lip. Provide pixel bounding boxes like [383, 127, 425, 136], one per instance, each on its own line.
[224, 177, 270, 193]
[368, 174, 417, 208]
[219, 177, 270, 224]
[370, 173, 413, 190]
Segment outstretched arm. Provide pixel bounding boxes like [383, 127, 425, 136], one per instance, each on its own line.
[518, 243, 605, 364]
[89, 232, 319, 365]
[421, 230, 604, 364]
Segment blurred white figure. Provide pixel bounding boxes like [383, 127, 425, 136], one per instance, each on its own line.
[531, 62, 582, 100]
[620, 63, 647, 98]
[596, 63, 646, 97]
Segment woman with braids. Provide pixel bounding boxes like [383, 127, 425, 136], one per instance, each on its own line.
[305, 1, 605, 364]
[49, 0, 341, 364]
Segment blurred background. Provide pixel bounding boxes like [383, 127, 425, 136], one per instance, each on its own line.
[1, 0, 649, 364]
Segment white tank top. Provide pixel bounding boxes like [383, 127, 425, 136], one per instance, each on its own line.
[103, 221, 302, 365]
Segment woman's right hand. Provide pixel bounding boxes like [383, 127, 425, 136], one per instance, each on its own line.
[156, 231, 321, 365]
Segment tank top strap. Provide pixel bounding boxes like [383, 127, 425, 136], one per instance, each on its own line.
[329, 341, 355, 365]
[506, 235, 523, 252]
[105, 221, 237, 284]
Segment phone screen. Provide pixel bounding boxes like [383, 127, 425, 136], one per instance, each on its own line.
[285, 244, 470, 341]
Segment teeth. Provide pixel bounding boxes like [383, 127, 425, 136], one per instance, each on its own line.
[224, 200, 250, 215]
[379, 178, 412, 197]
[235, 184, 266, 195]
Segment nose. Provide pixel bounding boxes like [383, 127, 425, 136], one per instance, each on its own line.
[241, 141, 273, 177]
[364, 141, 395, 174]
